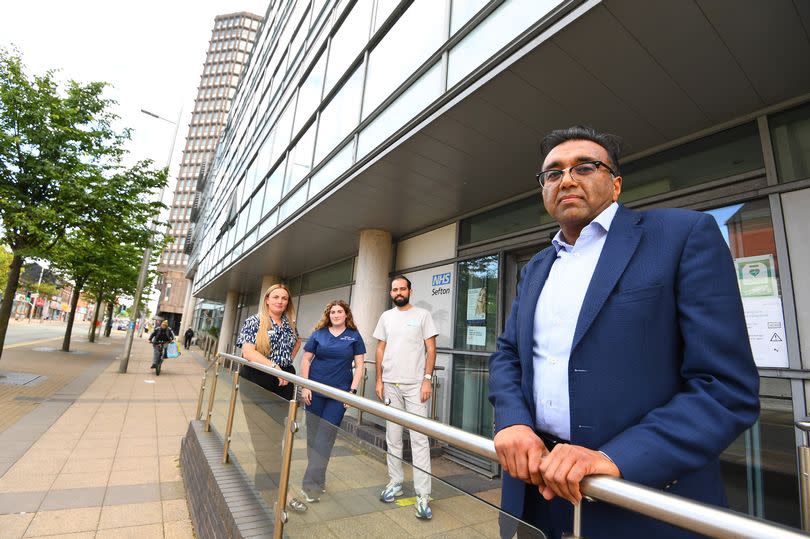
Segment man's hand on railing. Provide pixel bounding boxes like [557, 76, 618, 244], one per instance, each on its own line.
[537, 443, 620, 505]
[301, 387, 312, 406]
[493, 425, 548, 486]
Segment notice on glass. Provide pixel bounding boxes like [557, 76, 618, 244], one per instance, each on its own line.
[735, 255, 778, 298]
[466, 326, 486, 347]
[467, 288, 487, 321]
[742, 296, 789, 368]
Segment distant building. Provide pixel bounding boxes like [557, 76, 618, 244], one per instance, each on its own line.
[155, 11, 263, 333]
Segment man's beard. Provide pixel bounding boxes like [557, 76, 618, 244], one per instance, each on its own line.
[393, 295, 409, 307]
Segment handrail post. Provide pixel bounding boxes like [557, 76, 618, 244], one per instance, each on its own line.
[358, 367, 368, 425]
[796, 418, 810, 531]
[274, 393, 299, 539]
[195, 372, 207, 421]
[204, 358, 220, 432]
[222, 365, 241, 463]
[430, 376, 438, 421]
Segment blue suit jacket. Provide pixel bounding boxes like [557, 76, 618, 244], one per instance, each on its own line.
[489, 205, 759, 539]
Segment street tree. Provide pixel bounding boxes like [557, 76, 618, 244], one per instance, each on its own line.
[51, 161, 166, 351]
[0, 49, 127, 359]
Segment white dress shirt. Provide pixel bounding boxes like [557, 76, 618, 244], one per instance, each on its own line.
[533, 202, 618, 440]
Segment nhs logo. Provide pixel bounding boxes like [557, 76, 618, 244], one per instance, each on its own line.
[431, 272, 451, 286]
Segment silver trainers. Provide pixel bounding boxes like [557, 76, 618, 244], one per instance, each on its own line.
[380, 482, 403, 502]
[415, 494, 432, 520]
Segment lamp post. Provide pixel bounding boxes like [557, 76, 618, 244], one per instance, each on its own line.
[118, 107, 182, 373]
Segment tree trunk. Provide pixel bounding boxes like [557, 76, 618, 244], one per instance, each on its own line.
[62, 277, 86, 352]
[104, 301, 114, 337]
[0, 254, 24, 361]
[88, 295, 102, 343]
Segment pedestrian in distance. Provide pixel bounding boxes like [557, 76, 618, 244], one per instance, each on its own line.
[374, 275, 438, 520]
[183, 327, 194, 349]
[148, 320, 175, 369]
[488, 125, 759, 539]
[298, 300, 365, 503]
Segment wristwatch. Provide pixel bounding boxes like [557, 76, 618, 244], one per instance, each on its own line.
[423, 373, 433, 381]
[350, 388, 358, 394]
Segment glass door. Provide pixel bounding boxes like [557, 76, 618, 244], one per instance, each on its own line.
[704, 199, 799, 527]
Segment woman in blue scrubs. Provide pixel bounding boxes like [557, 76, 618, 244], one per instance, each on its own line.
[298, 300, 365, 502]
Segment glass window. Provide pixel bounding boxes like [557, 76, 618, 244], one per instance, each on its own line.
[702, 199, 797, 527]
[373, 0, 399, 31]
[300, 258, 354, 293]
[293, 52, 327, 136]
[362, 0, 446, 119]
[454, 255, 499, 351]
[621, 123, 764, 203]
[285, 121, 317, 194]
[262, 157, 286, 215]
[270, 98, 296, 165]
[770, 102, 810, 184]
[450, 0, 489, 34]
[357, 61, 442, 159]
[258, 209, 279, 239]
[309, 142, 353, 197]
[314, 66, 363, 163]
[447, 0, 560, 87]
[459, 196, 552, 245]
[450, 354, 493, 438]
[323, 0, 373, 94]
[279, 183, 308, 221]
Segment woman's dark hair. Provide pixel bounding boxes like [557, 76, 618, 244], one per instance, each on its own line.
[539, 125, 623, 175]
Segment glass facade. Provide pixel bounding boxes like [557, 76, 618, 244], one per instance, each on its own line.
[770, 102, 810, 184]
[185, 1, 810, 531]
[190, 0, 565, 293]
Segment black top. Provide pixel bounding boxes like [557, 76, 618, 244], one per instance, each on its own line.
[150, 327, 175, 344]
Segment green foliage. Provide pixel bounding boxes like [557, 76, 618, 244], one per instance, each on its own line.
[0, 48, 168, 354]
[0, 247, 11, 293]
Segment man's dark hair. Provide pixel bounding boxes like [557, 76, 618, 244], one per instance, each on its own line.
[540, 125, 623, 174]
[391, 275, 412, 289]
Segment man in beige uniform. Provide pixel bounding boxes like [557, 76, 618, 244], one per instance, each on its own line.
[374, 275, 438, 520]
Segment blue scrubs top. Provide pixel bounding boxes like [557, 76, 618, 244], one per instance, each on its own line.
[304, 327, 366, 390]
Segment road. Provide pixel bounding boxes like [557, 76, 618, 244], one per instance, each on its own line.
[1, 320, 127, 347]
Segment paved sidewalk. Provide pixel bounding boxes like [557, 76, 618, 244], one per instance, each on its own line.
[0, 333, 204, 538]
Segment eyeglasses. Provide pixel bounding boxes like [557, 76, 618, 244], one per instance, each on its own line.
[535, 160, 617, 188]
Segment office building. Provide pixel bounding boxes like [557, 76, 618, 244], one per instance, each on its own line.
[186, 0, 810, 526]
[155, 11, 263, 332]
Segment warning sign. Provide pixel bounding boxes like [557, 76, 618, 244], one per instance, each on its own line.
[742, 296, 789, 368]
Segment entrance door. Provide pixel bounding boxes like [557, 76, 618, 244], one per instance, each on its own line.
[503, 246, 547, 331]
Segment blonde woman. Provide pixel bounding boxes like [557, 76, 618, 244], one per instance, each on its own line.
[297, 300, 365, 502]
[237, 284, 301, 400]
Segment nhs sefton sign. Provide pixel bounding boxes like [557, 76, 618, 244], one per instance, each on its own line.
[431, 272, 451, 287]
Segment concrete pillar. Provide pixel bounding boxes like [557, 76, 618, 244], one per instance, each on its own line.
[351, 229, 393, 389]
[258, 274, 282, 307]
[218, 290, 240, 356]
[178, 278, 196, 336]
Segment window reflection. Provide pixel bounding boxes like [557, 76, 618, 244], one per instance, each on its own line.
[293, 53, 326, 135]
[451, 354, 493, 438]
[362, 0, 445, 119]
[454, 255, 499, 351]
[314, 67, 363, 164]
[770, 101, 810, 183]
[704, 199, 799, 528]
[285, 122, 317, 194]
[450, 0, 489, 35]
[323, 0, 373, 94]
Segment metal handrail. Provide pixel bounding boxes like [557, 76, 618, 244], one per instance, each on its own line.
[220, 353, 807, 539]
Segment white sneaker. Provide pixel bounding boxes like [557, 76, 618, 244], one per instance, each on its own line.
[380, 482, 403, 502]
[415, 494, 432, 520]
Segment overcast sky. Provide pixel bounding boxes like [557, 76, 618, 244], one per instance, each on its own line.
[0, 0, 269, 182]
[0, 1, 269, 310]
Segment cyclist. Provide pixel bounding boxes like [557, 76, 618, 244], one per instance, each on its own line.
[149, 320, 175, 371]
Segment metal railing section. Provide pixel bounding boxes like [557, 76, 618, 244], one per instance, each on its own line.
[193, 353, 808, 539]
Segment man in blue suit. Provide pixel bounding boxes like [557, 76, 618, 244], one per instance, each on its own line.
[489, 126, 759, 538]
